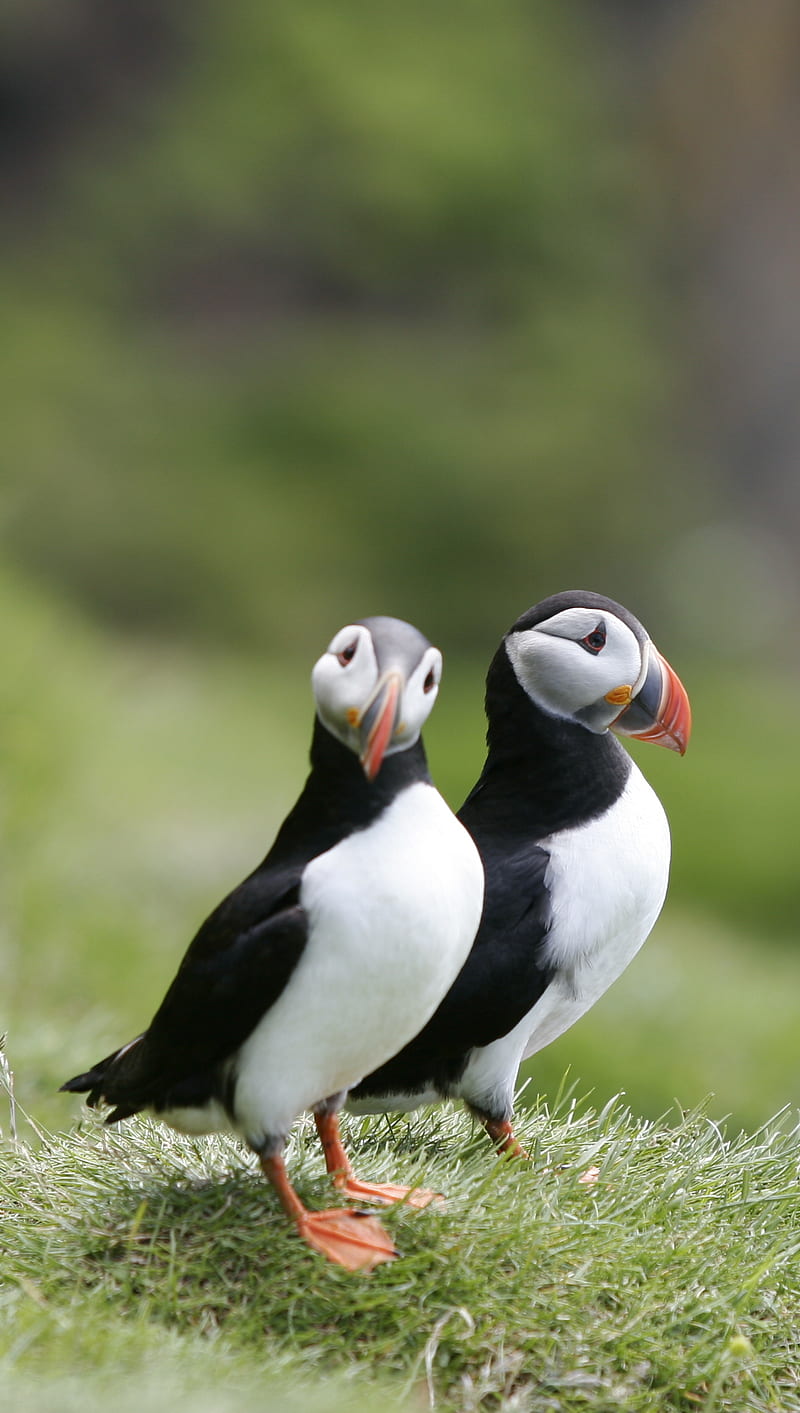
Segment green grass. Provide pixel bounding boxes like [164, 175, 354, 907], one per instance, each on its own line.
[3, 1066, 800, 1412]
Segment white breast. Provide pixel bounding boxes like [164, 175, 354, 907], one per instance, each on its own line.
[456, 761, 670, 1118]
[536, 761, 670, 997]
[231, 782, 484, 1147]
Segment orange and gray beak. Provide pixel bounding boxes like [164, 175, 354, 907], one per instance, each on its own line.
[612, 645, 691, 755]
[358, 670, 404, 780]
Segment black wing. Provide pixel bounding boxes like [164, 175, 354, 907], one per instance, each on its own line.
[62, 862, 309, 1119]
[352, 837, 554, 1102]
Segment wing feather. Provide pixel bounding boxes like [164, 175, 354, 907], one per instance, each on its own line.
[62, 868, 309, 1117]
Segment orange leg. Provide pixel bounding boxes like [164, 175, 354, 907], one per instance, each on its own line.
[480, 1115, 598, 1180]
[315, 1111, 443, 1210]
[259, 1152, 397, 1272]
[482, 1116, 530, 1160]
[480, 1117, 599, 1181]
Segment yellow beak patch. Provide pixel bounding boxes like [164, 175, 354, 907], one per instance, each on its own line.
[605, 684, 633, 706]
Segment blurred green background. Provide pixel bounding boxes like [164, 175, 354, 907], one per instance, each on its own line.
[3, 0, 799, 1134]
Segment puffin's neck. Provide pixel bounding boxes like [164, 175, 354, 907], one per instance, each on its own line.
[461, 643, 631, 841]
[267, 716, 431, 867]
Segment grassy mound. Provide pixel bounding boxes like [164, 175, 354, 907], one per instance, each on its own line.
[3, 1070, 800, 1412]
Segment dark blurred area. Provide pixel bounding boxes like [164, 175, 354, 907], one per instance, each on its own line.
[3, 0, 800, 1124]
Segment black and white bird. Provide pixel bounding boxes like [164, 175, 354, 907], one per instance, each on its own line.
[350, 591, 691, 1156]
[62, 617, 484, 1271]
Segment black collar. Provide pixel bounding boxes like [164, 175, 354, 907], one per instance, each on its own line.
[266, 716, 432, 870]
[460, 641, 631, 844]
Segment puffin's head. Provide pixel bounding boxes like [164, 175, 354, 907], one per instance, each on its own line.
[503, 590, 691, 753]
[312, 616, 442, 779]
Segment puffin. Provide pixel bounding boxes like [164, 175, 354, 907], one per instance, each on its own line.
[349, 591, 691, 1156]
[62, 617, 484, 1271]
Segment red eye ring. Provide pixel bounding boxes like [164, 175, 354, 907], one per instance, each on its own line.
[336, 641, 358, 666]
[423, 669, 437, 693]
[581, 625, 606, 654]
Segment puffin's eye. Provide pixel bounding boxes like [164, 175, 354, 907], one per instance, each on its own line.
[423, 668, 437, 694]
[336, 640, 358, 666]
[581, 625, 606, 654]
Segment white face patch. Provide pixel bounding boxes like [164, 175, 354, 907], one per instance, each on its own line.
[505, 608, 645, 731]
[312, 624, 379, 754]
[391, 645, 442, 752]
[311, 624, 442, 762]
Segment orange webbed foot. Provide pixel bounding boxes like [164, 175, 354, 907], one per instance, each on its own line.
[297, 1206, 399, 1271]
[315, 1109, 444, 1208]
[261, 1150, 399, 1272]
[334, 1175, 444, 1209]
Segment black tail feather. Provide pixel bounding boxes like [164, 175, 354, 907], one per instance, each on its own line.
[60, 1034, 217, 1125]
[60, 1066, 112, 1105]
[60, 1036, 145, 1116]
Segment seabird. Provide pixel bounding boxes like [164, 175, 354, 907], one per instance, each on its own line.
[350, 591, 690, 1157]
[63, 616, 484, 1269]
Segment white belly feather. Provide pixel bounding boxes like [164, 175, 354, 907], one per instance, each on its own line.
[455, 762, 670, 1116]
[169, 783, 483, 1147]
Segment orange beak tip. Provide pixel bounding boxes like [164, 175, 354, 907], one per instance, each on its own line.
[359, 673, 402, 782]
[613, 649, 691, 756]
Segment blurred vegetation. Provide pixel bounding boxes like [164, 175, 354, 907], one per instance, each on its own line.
[1, 2, 798, 1134]
[1, 0, 701, 653]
